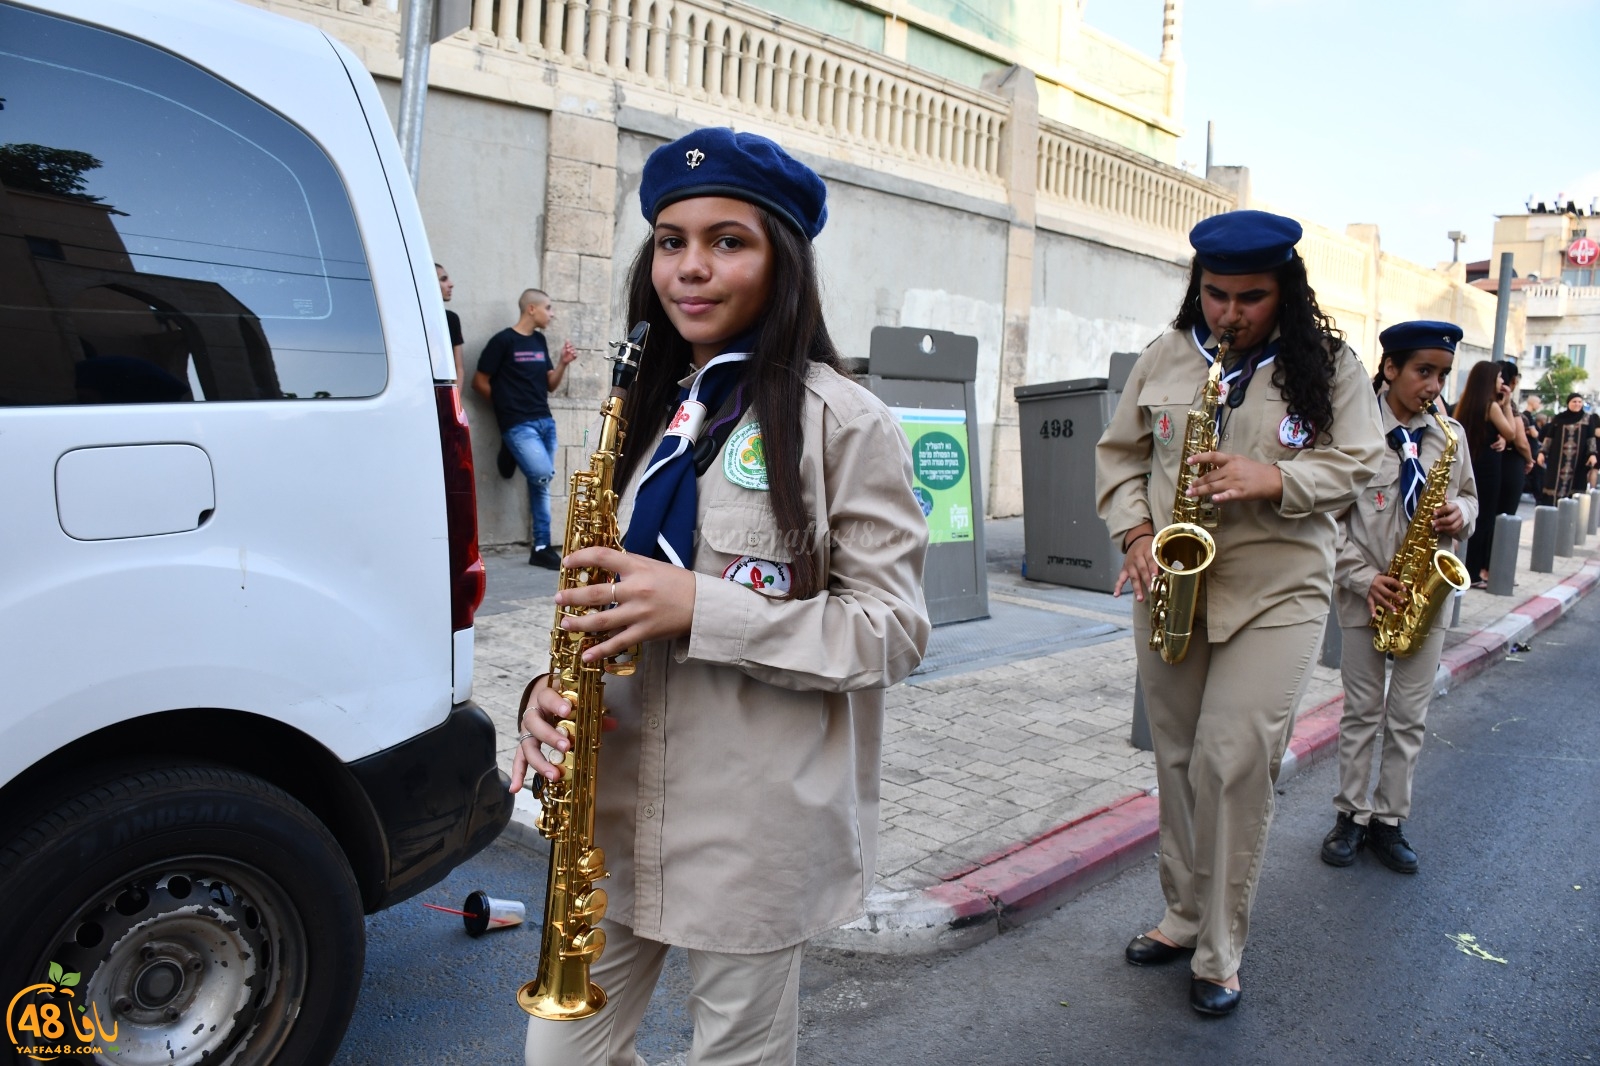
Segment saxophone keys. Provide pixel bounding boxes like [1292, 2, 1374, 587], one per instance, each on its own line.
[572, 887, 608, 925]
[563, 926, 607, 964]
[577, 846, 607, 880]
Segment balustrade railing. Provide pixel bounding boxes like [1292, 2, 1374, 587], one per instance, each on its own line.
[1035, 122, 1231, 237]
[466, 0, 1005, 184]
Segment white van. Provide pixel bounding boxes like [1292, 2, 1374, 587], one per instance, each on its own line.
[0, 1, 510, 1061]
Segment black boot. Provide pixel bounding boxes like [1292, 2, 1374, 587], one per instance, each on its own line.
[1320, 812, 1364, 867]
[1366, 820, 1419, 874]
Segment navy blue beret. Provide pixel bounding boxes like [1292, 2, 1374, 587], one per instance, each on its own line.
[1189, 210, 1303, 274]
[640, 127, 827, 240]
[1379, 320, 1463, 355]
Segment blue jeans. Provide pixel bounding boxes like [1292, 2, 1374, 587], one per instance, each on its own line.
[504, 417, 558, 546]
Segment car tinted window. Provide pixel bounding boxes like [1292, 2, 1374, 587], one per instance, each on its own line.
[0, 3, 386, 405]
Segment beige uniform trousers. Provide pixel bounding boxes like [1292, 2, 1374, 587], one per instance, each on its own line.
[523, 918, 803, 1066]
[1135, 615, 1323, 981]
[1334, 624, 1445, 825]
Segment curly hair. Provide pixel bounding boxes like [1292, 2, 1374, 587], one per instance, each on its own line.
[613, 205, 843, 599]
[1171, 253, 1342, 444]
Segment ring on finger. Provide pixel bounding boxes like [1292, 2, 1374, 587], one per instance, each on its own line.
[607, 580, 618, 608]
[517, 730, 537, 744]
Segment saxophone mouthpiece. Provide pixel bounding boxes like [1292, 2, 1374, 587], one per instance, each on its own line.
[607, 321, 650, 391]
[1219, 329, 1236, 346]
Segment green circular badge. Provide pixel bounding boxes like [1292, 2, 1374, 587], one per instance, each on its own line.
[913, 431, 965, 491]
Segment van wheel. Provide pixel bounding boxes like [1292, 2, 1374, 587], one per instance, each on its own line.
[0, 765, 364, 1066]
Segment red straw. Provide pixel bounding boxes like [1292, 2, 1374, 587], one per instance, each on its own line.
[421, 902, 471, 917]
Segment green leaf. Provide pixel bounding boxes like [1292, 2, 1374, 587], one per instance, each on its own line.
[60, 972, 80, 987]
[48, 961, 63, 983]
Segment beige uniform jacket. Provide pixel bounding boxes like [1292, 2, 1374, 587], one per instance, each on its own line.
[1332, 391, 1479, 629]
[596, 362, 930, 953]
[1096, 328, 1386, 641]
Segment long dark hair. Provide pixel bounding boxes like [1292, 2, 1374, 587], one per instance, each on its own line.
[1453, 360, 1500, 457]
[1172, 253, 1341, 443]
[615, 206, 843, 598]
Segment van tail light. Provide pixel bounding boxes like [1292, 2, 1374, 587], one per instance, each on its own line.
[436, 384, 486, 631]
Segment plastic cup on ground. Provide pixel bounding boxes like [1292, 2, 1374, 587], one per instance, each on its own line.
[463, 890, 526, 936]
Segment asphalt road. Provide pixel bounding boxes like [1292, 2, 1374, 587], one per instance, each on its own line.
[335, 592, 1600, 1065]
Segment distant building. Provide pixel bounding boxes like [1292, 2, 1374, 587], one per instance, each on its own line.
[1482, 202, 1600, 396]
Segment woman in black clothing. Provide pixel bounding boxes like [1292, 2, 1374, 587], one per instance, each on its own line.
[1453, 362, 1519, 586]
[1494, 361, 1534, 517]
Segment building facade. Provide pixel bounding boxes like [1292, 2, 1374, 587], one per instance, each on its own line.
[240, 0, 1506, 544]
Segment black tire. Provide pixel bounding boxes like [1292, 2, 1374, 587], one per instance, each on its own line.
[0, 765, 364, 1066]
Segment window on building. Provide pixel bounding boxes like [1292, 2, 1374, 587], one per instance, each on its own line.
[1571, 344, 1588, 369]
[1, 3, 386, 406]
[1563, 269, 1594, 286]
[1532, 345, 1553, 365]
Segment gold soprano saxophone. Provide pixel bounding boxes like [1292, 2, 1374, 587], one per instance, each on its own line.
[1147, 330, 1232, 664]
[517, 320, 648, 1021]
[1370, 403, 1471, 657]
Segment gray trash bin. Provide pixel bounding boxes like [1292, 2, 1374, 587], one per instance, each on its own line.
[860, 326, 989, 625]
[1014, 374, 1124, 592]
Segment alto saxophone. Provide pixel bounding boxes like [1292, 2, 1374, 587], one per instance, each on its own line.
[1370, 403, 1471, 657]
[517, 320, 649, 1021]
[1147, 330, 1232, 664]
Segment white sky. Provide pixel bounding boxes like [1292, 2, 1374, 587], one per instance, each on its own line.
[1084, 0, 1600, 269]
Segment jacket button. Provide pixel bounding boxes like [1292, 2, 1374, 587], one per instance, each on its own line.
[747, 532, 760, 547]
[643, 804, 656, 818]
[647, 716, 660, 729]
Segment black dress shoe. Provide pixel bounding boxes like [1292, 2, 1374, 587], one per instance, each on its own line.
[1124, 934, 1188, 966]
[1190, 977, 1241, 1016]
[1367, 820, 1419, 874]
[528, 546, 562, 569]
[1320, 811, 1365, 867]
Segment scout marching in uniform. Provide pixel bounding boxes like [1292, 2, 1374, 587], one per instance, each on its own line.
[1322, 321, 1478, 874]
[1096, 210, 1385, 1016]
[512, 128, 930, 1066]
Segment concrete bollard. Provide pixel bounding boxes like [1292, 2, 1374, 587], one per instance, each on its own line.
[1531, 506, 1559, 573]
[1589, 489, 1600, 536]
[1319, 614, 1342, 669]
[1488, 514, 1520, 596]
[1556, 498, 1579, 557]
[1131, 672, 1152, 752]
[1578, 494, 1592, 547]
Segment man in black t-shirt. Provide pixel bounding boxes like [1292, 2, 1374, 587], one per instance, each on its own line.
[472, 288, 577, 568]
[435, 263, 465, 384]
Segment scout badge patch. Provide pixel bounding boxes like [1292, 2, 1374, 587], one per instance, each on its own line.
[722, 556, 791, 596]
[1278, 413, 1313, 450]
[724, 422, 769, 490]
[1372, 489, 1389, 511]
[1155, 411, 1176, 447]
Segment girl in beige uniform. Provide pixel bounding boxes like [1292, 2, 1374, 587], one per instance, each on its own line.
[1321, 321, 1477, 874]
[511, 128, 930, 1065]
[1096, 210, 1385, 1016]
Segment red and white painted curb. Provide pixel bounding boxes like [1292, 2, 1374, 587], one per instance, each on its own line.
[819, 558, 1600, 956]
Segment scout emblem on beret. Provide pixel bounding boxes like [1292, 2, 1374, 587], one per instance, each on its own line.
[1155, 410, 1176, 447]
[722, 556, 791, 596]
[724, 422, 768, 490]
[685, 148, 705, 169]
[1278, 413, 1313, 449]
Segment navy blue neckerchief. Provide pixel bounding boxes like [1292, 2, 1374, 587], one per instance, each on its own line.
[1389, 424, 1428, 520]
[622, 339, 754, 567]
[1189, 326, 1281, 434]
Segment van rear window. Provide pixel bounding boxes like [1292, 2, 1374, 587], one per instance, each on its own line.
[0, 3, 387, 405]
